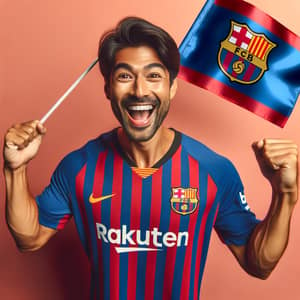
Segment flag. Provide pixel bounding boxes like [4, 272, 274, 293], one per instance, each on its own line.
[179, 0, 300, 127]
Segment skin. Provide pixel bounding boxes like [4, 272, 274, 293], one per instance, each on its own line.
[106, 46, 177, 167]
[236, 139, 298, 278]
[4, 121, 56, 250]
[3, 46, 299, 280]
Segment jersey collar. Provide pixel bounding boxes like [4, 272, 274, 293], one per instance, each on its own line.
[113, 128, 181, 169]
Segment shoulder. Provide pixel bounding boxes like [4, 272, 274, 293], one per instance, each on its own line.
[55, 129, 116, 176]
[180, 131, 241, 183]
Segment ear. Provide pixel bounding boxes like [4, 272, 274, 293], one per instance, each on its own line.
[104, 83, 111, 100]
[170, 78, 178, 100]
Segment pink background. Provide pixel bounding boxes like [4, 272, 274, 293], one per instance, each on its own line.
[1, 0, 299, 299]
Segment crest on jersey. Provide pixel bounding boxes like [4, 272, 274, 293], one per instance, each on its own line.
[170, 187, 199, 215]
[218, 21, 276, 84]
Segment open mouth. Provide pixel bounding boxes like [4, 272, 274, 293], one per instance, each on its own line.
[126, 104, 155, 127]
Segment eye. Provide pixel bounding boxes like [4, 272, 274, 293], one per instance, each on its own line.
[116, 72, 133, 82]
[147, 72, 163, 81]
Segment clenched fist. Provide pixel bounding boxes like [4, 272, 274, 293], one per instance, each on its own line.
[3, 120, 46, 170]
[252, 139, 298, 199]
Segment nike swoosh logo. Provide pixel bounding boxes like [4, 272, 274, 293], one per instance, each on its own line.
[89, 193, 115, 204]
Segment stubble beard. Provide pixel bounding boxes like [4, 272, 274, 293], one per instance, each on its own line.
[110, 95, 170, 143]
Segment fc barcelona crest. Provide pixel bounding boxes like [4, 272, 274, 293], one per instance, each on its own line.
[170, 187, 199, 216]
[218, 21, 276, 84]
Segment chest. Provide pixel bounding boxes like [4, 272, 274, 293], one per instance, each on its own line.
[77, 151, 218, 234]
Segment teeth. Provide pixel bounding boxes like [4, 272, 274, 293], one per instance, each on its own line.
[128, 105, 153, 111]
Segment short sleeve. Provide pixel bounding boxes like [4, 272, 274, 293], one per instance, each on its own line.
[214, 161, 260, 246]
[36, 159, 72, 230]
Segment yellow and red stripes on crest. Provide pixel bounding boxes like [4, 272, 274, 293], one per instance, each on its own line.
[131, 167, 159, 179]
[247, 35, 271, 60]
[184, 188, 197, 200]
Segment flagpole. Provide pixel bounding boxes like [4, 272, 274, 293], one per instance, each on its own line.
[6, 58, 99, 149]
[40, 58, 99, 124]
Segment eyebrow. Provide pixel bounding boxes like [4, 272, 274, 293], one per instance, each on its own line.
[112, 62, 167, 74]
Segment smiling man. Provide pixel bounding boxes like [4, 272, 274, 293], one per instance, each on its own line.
[3, 17, 298, 300]
[106, 45, 177, 167]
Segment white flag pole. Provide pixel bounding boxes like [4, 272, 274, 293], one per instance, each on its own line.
[6, 58, 99, 149]
[40, 58, 99, 124]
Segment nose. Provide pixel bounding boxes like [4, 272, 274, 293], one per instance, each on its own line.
[134, 75, 150, 98]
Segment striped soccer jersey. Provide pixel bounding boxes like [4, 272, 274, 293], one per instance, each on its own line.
[36, 128, 259, 300]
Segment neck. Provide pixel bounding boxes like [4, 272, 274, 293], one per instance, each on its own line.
[117, 127, 175, 168]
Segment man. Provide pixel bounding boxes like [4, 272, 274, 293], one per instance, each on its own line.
[3, 17, 298, 300]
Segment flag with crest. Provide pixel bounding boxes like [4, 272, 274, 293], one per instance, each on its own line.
[179, 0, 300, 127]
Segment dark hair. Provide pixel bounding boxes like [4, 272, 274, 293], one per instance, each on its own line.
[98, 16, 180, 86]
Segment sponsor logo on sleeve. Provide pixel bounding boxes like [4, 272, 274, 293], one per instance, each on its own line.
[239, 192, 250, 211]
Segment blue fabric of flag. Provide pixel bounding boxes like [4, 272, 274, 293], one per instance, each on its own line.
[179, 0, 300, 127]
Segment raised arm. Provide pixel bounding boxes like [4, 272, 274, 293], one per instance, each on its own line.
[229, 138, 298, 279]
[3, 120, 57, 251]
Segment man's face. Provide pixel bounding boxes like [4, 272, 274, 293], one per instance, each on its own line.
[106, 46, 177, 142]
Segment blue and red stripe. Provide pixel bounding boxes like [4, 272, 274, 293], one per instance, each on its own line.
[119, 163, 133, 300]
[179, 65, 288, 126]
[170, 148, 192, 299]
[109, 150, 123, 300]
[192, 175, 217, 300]
[136, 176, 153, 299]
[127, 172, 143, 300]
[162, 145, 183, 299]
[144, 167, 163, 300]
[179, 156, 200, 300]
[153, 159, 172, 299]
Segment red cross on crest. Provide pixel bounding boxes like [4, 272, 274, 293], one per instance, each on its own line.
[230, 26, 251, 47]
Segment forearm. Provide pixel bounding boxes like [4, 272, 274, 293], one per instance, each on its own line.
[246, 189, 297, 279]
[4, 165, 41, 250]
